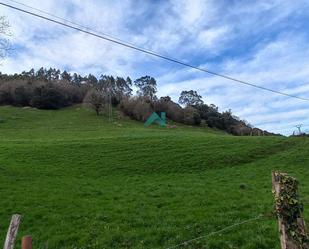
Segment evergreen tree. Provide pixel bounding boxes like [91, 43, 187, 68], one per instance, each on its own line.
[179, 90, 204, 106]
[61, 70, 72, 82]
[72, 73, 83, 85]
[36, 67, 47, 81]
[134, 76, 157, 101]
[86, 74, 98, 85]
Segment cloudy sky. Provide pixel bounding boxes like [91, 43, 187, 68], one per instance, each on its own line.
[1, 0, 309, 135]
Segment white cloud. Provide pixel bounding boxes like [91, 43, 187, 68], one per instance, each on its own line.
[197, 26, 230, 51]
[157, 32, 309, 135]
[170, 0, 217, 29]
[1, 0, 309, 135]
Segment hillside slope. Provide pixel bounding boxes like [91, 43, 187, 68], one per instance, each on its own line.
[0, 106, 308, 249]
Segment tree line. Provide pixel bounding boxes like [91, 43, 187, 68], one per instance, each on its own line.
[0, 68, 278, 136]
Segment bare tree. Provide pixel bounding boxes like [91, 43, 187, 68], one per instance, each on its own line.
[84, 89, 106, 115]
[0, 16, 11, 61]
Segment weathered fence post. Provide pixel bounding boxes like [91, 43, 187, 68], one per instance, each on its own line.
[3, 214, 21, 249]
[272, 172, 308, 249]
[21, 236, 32, 249]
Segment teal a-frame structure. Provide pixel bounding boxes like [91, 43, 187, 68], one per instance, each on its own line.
[144, 112, 166, 127]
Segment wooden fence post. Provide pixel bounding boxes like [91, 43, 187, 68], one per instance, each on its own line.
[21, 236, 32, 249]
[3, 214, 21, 249]
[272, 172, 308, 249]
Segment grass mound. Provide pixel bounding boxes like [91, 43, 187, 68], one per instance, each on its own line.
[0, 106, 308, 249]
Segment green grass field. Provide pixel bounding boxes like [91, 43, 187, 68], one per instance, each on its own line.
[0, 105, 309, 249]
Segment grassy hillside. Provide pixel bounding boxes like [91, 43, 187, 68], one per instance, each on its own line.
[0, 106, 308, 249]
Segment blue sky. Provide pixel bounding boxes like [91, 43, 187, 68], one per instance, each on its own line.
[1, 0, 309, 135]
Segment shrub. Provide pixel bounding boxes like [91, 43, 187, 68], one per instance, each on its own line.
[120, 97, 152, 122]
[0, 79, 87, 109]
[183, 106, 201, 125]
[154, 97, 184, 123]
[165, 102, 184, 123]
[30, 83, 69, 109]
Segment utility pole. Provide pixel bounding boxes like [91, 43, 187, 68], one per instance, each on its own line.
[295, 124, 303, 135]
[109, 93, 112, 122]
[107, 90, 112, 123]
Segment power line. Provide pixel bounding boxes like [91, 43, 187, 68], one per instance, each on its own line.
[1, 2, 309, 103]
[5, 0, 134, 46]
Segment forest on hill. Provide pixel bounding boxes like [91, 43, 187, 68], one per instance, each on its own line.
[0, 67, 278, 136]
